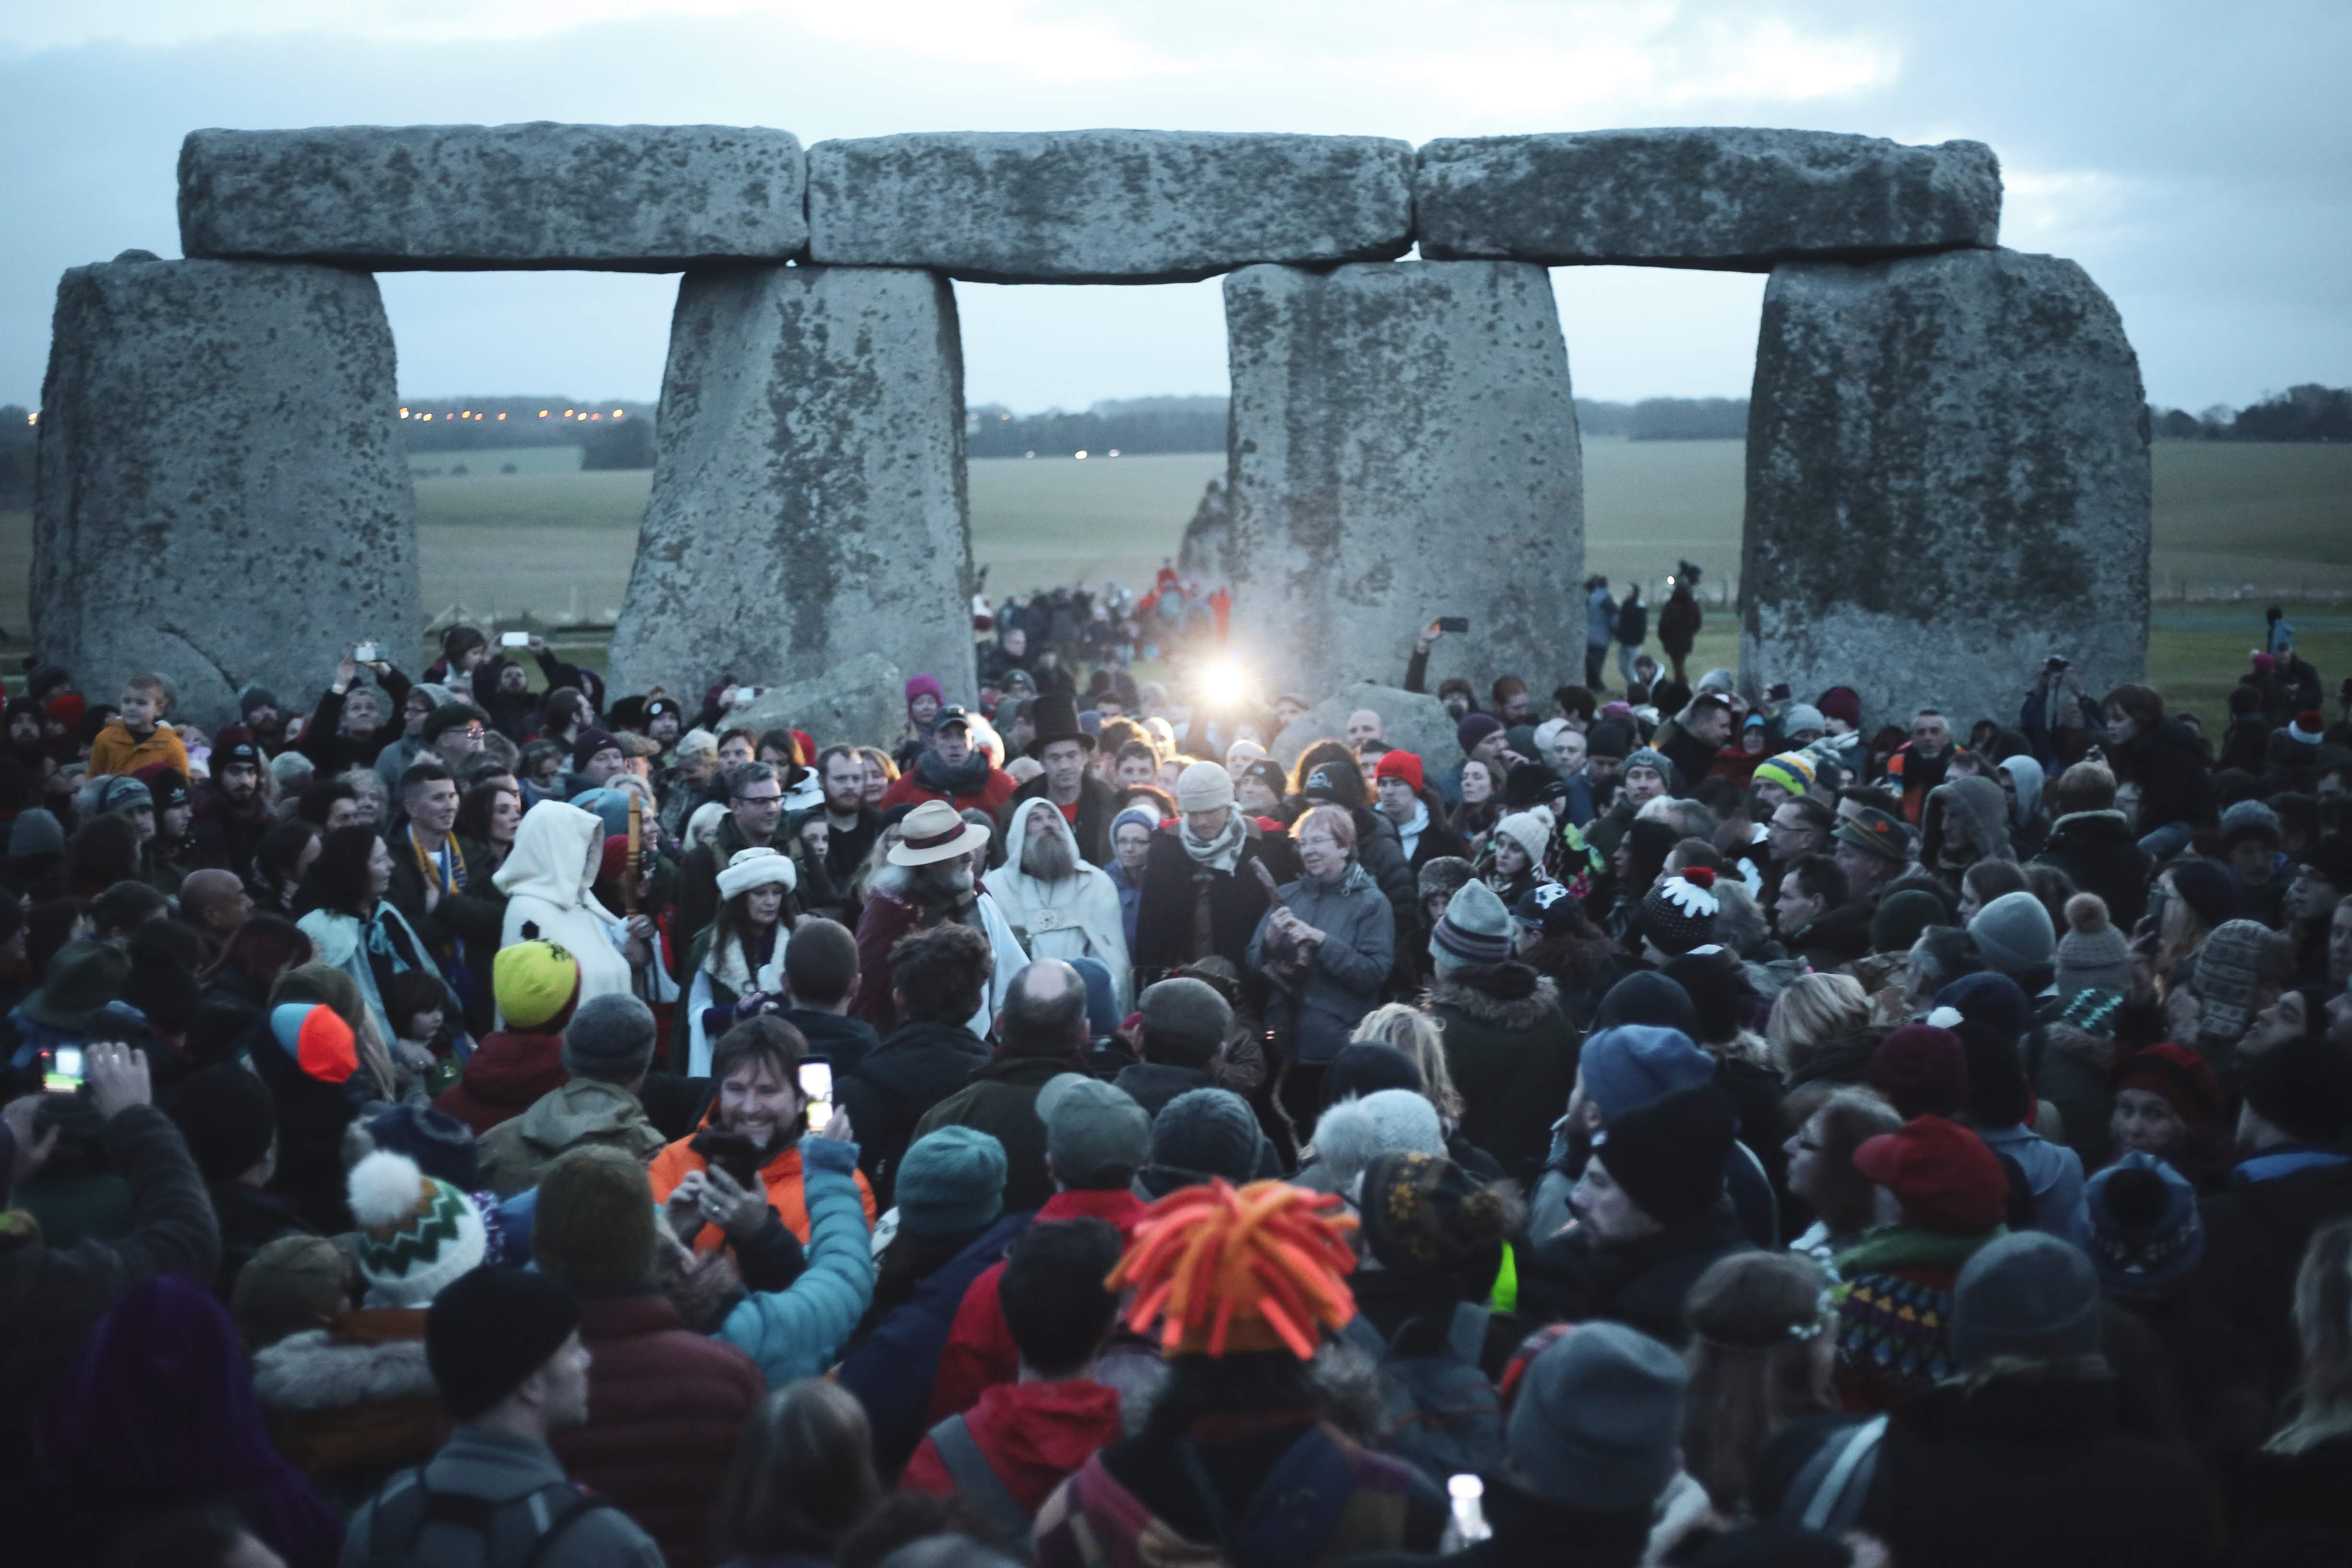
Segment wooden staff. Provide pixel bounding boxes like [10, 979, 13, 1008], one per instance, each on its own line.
[623, 789, 643, 917]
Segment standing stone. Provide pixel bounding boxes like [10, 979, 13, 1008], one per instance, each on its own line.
[609, 267, 974, 709]
[1415, 128, 2000, 270]
[808, 131, 1412, 282]
[1272, 683, 1461, 771]
[34, 255, 419, 729]
[179, 124, 807, 269]
[1741, 248, 2150, 730]
[1223, 262, 1582, 699]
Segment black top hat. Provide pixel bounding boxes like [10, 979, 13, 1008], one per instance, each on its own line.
[1025, 693, 1095, 760]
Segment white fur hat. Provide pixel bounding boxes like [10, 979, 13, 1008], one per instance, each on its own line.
[716, 845, 797, 900]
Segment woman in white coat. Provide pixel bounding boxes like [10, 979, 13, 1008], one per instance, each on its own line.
[985, 796, 1133, 1013]
[492, 799, 638, 1022]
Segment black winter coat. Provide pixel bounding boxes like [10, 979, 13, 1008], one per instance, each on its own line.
[2112, 717, 2213, 835]
[833, 1019, 991, 1205]
[2199, 1149, 2352, 1397]
[1132, 819, 1301, 977]
[1425, 966, 1578, 1186]
[1515, 1204, 1752, 1346]
[2034, 810, 2156, 931]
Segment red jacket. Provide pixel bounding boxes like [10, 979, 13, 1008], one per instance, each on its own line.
[926, 1188, 1145, 1423]
[902, 1377, 1125, 1518]
[551, 1291, 766, 1568]
[880, 766, 1018, 817]
[432, 1030, 569, 1136]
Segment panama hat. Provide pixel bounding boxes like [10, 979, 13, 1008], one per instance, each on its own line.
[889, 799, 992, 866]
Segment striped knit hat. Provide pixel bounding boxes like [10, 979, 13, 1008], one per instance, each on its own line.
[348, 1150, 488, 1308]
[1751, 752, 1817, 798]
[1431, 880, 1515, 970]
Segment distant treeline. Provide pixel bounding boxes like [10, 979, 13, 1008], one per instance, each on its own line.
[2151, 385, 2352, 442]
[1577, 398, 1749, 440]
[967, 395, 1226, 458]
[399, 396, 657, 453]
[0, 406, 30, 507]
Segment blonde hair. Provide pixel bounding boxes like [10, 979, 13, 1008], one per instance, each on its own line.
[1292, 803, 1357, 853]
[2270, 1216, 2352, 1454]
[1766, 972, 1871, 1072]
[1352, 1003, 1465, 1123]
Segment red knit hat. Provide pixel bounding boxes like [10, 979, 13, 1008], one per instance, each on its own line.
[46, 693, 86, 730]
[1373, 749, 1425, 795]
[2115, 1041, 2223, 1130]
[1868, 1024, 1969, 1119]
[1853, 1116, 2007, 1235]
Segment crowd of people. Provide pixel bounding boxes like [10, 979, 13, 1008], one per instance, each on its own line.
[1, 586, 2350, 1568]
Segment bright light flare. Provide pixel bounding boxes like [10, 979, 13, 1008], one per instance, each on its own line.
[1200, 660, 1250, 708]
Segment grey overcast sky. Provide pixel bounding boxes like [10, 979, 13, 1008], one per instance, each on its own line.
[4, 1, 2346, 413]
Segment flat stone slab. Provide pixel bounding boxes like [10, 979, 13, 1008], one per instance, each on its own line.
[179, 123, 807, 269]
[807, 130, 1413, 282]
[1273, 683, 1463, 771]
[35, 255, 419, 729]
[1415, 128, 2000, 270]
[608, 265, 975, 709]
[1223, 261, 1583, 700]
[1741, 247, 2149, 731]
[727, 653, 908, 757]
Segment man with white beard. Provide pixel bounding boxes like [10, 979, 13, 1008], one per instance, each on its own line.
[987, 797, 1133, 1011]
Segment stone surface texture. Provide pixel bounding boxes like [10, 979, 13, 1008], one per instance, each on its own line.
[608, 266, 974, 707]
[807, 130, 1413, 282]
[1222, 261, 1583, 699]
[1741, 247, 2150, 730]
[179, 123, 807, 269]
[34, 256, 420, 729]
[1273, 683, 1462, 771]
[1415, 128, 2000, 270]
[726, 653, 908, 756]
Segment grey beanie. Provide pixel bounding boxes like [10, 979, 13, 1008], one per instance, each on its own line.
[92, 775, 154, 817]
[1036, 1073, 1152, 1189]
[1967, 890, 2057, 981]
[8, 808, 65, 858]
[896, 1126, 1007, 1237]
[2055, 894, 2134, 999]
[1779, 703, 1827, 737]
[237, 682, 280, 717]
[1431, 878, 1515, 971]
[1148, 1088, 1262, 1185]
[1622, 747, 1678, 790]
[1950, 1231, 2104, 1368]
[561, 992, 658, 1083]
[1138, 977, 1233, 1061]
[1507, 1321, 1689, 1510]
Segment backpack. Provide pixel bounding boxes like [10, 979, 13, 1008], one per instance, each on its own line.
[926, 1413, 1037, 1562]
[1341, 1301, 1503, 1482]
[354, 1467, 618, 1568]
[1774, 1414, 1889, 1535]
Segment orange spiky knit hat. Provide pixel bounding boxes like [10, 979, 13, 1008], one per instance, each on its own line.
[1107, 1178, 1358, 1360]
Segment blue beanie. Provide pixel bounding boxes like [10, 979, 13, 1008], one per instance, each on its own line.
[1932, 970, 2032, 1048]
[895, 1126, 1006, 1237]
[1578, 1024, 1715, 1119]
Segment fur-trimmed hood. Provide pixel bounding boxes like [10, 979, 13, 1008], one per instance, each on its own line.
[251, 1314, 435, 1413]
[1427, 967, 1561, 1031]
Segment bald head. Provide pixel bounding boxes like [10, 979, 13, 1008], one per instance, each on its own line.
[998, 959, 1088, 1059]
[1346, 709, 1385, 747]
[180, 868, 252, 937]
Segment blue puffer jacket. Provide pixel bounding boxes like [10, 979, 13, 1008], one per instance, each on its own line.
[713, 1136, 874, 1386]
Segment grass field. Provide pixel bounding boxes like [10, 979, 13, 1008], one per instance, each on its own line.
[4, 438, 2347, 716]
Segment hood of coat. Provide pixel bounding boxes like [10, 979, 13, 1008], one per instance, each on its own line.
[968, 1378, 1125, 1475]
[1997, 754, 2045, 826]
[1926, 775, 2014, 864]
[493, 800, 603, 910]
[251, 1316, 435, 1413]
[512, 1078, 651, 1147]
[990, 795, 1104, 898]
[1428, 967, 1561, 1030]
[454, 1030, 569, 1105]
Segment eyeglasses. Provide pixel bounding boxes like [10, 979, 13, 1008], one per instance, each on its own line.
[735, 791, 783, 805]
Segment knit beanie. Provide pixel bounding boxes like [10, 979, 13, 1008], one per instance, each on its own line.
[1313, 1090, 1446, 1190]
[570, 728, 620, 772]
[2084, 1153, 2205, 1302]
[1492, 810, 1552, 869]
[2165, 859, 2240, 931]
[7, 808, 65, 859]
[491, 940, 582, 1034]
[1432, 879, 1515, 970]
[1036, 1073, 1152, 1189]
[1358, 1150, 1510, 1281]
[1950, 1231, 2104, 1368]
[270, 1002, 358, 1085]
[347, 1150, 490, 1307]
[426, 1265, 581, 1421]
[2193, 920, 2279, 1042]
[1852, 1117, 2007, 1235]
[1457, 713, 1504, 758]
[1585, 720, 1632, 762]
[360, 1103, 484, 1192]
[563, 991, 658, 1083]
[2220, 800, 2283, 853]
[1175, 760, 1235, 813]
[1579, 1024, 1715, 1118]
[1929, 971, 2032, 1050]
[1374, 749, 1425, 795]
[1138, 977, 1233, 1061]
[2114, 1041, 2224, 1132]
[534, 1145, 658, 1292]
[1148, 1088, 1265, 1188]
[1593, 972, 1700, 1037]
[2055, 893, 2133, 998]
[1750, 753, 1817, 799]
[1507, 1321, 1688, 1511]
[1868, 1025, 1969, 1119]
[1622, 747, 1679, 791]
[1816, 687, 1862, 729]
[896, 1126, 1007, 1237]
[92, 774, 153, 817]
[1514, 880, 1585, 936]
[1321, 1043, 1424, 1107]
[1871, 888, 1954, 956]
[232, 1235, 352, 1350]
[1660, 951, 1745, 1047]
[1779, 704, 1829, 739]
[238, 682, 280, 718]
[1638, 867, 1720, 957]
[1967, 891, 2056, 982]
[2241, 1033, 2352, 1146]
[163, 1063, 277, 1185]
[2287, 712, 2326, 746]
[1592, 1083, 1736, 1226]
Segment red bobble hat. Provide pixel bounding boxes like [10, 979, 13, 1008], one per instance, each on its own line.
[1373, 749, 1425, 796]
[2114, 1041, 2224, 1131]
[1854, 1116, 2009, 1236]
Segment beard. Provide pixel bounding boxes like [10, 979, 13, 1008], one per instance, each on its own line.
[1022, 824, 1079, 883]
